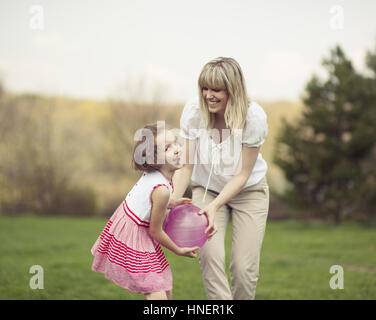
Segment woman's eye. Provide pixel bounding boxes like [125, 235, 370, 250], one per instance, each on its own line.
[203, 87, 220, 92]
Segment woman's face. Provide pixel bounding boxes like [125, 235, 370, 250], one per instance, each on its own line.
[202, 87, 229, 116]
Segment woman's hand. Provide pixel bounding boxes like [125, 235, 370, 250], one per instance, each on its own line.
[197, 202, 218, 239]
[167, 197, 192, 209]
[177, 246, 200, 258]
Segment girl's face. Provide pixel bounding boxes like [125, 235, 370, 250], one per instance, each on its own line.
[202, 87, 229, 116]
[157, 130, 183, 169]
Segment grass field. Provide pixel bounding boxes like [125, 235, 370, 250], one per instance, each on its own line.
[0, 215, 375, 300]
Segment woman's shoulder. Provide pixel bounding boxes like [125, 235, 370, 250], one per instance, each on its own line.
[242, 101, 268, 147]
[181, 96, 201, 120]
[180, 96, 203, 137]
[246, 101, 267, 121]
[185, 96, 200, 108]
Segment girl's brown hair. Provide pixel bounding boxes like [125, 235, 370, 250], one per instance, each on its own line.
[132, 122, 165, 172]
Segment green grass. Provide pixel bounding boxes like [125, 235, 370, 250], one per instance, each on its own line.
[0, 216, 375, 300]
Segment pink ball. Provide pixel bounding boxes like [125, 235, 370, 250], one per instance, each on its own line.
[163, 204, 208, 248]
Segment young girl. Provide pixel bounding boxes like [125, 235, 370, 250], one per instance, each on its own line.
[91, 122, 199, 300]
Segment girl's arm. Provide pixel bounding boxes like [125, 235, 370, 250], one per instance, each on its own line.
[149, 186, 199, 258]
[199, 145, 261, 235]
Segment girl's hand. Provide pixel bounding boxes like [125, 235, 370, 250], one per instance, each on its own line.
[167, 197, 192, 209]
[197, 203, 218, 239]
[177, 246, 199, 258]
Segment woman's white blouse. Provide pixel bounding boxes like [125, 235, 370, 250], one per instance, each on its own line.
[179, 96, 268, 200]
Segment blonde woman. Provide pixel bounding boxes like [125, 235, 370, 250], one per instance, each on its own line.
[171, 57, 269, 300]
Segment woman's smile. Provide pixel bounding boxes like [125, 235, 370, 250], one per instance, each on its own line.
[202, 87, 229, 114]
[208, 100, 220, 107]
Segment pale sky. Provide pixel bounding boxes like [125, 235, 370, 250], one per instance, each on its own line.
[0, 0, 375, 104]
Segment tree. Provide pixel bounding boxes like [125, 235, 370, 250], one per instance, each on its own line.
[0, 93, 98, 216]
[274, 44, 376, 225]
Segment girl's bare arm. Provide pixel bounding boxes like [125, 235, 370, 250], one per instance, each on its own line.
[149, 186, 198, 258]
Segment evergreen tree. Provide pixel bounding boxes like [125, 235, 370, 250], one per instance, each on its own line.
[274, 45, 376, 225]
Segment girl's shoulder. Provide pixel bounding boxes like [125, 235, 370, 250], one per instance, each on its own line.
[127, 171, 173, 204]
[140, 170, 173, 191]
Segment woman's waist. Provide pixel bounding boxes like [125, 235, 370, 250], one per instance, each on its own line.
[191, 161, 268, 192]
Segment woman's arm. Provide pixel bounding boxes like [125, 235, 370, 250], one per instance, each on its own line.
[212, 145, 260, 208]
[171, 164, 193, 200]
[149, 186, 199, 258]
[199, 145, 260, 234]
[171, 138, 196, 200]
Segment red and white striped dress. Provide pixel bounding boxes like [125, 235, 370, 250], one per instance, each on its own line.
[91, 169, 174, 294]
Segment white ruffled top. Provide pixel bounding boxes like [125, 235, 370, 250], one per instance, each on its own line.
[179, 96, 268, 201]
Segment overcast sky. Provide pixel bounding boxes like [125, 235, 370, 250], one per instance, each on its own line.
[0, 0, 375, 104]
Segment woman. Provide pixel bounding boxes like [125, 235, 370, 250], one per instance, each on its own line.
[171, 57, 269, 300]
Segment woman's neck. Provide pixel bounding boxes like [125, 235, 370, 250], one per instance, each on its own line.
[209, 115, 231, 144]
[213, 116, 229, 134]
[214, 110, 226, 123]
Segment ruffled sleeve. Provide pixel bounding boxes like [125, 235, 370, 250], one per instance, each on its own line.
[242, 102, 268, 147]
[179, 96, 202, 140]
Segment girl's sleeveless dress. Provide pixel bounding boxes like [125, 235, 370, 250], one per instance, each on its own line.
[91, 170, 174, 294]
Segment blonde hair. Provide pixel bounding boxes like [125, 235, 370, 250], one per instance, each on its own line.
[198, 57, 250, 133]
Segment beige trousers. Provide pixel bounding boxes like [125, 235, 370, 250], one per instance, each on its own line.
[191, 176, 269, 300]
